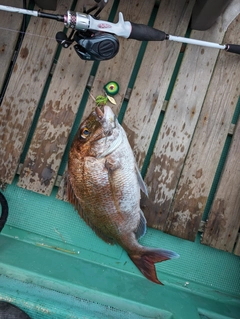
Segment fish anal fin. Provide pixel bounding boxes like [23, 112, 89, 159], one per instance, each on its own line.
[135, 210, 147, 239]
[91, 225, 115, 245]
[67, 174, 115, 245]
[129, 248, 180, 284]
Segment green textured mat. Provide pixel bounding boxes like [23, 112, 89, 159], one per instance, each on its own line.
[0, 178, 240, 318]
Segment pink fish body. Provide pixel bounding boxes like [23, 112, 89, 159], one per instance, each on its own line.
[67, 105, 179, 284]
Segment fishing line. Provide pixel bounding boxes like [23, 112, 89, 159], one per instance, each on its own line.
[0, 24, 70, 80]
[0, 26, 57, 42]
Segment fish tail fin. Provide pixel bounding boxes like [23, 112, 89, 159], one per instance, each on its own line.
[129, 248, 179, 285]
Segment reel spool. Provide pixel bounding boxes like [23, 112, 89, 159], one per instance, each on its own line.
[74, 31, 119, 61]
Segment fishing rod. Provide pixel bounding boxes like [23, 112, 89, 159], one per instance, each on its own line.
[0, 1, 239, 61]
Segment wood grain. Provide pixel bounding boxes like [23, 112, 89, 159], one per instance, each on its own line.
[165, 14, 240, 241]
[141, 8, 233, 231]
[57, 0, 156, 199]
[201, 115, 240, 252]
[18, 0, 112, 195]
[0, 0, 73, 184]
[122, 0, 195, 168]
[0, 0, 23, 91]
[81, 0, 156, 119]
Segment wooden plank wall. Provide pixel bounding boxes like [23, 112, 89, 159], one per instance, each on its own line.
[202, 115, 240, 253]
[0, 0, 23, 92]
[164, 13, 240, 241]
[0, 0, 239, 254]
[0, 0, 74, 184]
[140, 5, 240, 249]
[123, 0, 194, 167]
[17, 0, 111, 194]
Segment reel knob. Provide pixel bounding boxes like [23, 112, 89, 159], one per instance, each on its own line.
[56, 31, 73, 48]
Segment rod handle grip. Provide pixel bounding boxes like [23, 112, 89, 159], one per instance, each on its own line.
[225, 44, 240, 55]
[129, 22, 167, 41]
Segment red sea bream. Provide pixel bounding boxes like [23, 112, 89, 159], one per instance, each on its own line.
[67, 105, 179, 284]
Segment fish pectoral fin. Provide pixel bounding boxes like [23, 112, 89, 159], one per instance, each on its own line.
[135, 210, 147, 239]
[135, 163, 148, 196]
[105, 158, 121, 171]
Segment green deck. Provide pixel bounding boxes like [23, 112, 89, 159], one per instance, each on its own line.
[0, 179, 240, 318]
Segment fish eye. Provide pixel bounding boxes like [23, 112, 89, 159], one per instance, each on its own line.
[80, 127, 90, 139]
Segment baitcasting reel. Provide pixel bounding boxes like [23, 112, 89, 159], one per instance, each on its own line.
[55, 0, 119, 61]
[56, 29, 119, 61]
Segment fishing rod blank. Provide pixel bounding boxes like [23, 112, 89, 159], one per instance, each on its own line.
[0, 4, 239, 55]
[0, 5, 64, 22]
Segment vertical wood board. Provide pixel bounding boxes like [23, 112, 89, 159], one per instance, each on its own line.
[81, 0, 156, 119]
[17, 0, 112, 195]
[123, 0, 195, 168]
[0, 0, 23, 90]
[165, 14, 240, 241]
[201, 115, 240, 252]
[141, 12, 229, 231]
[0, 0, 73, 184]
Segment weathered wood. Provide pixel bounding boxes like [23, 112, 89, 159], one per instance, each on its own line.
[18, 0, 112, 195]
[141, 6, 236, 231]
[57, 0, 156, 200]
[122, 0, 195, 168]
[0, 0, 23, 91]
[201, 115, 240, 252]
[82, 0, 156, 119]
[0, 0, 73, 184]
[164, 14, 240, 241]
[234, 235, 240, 256]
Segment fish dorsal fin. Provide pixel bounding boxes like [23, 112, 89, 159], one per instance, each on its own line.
[135, 163, 148, 196]
[67, 173, 84, 218]
[67, 173, 115, 245]
[135, 210, 147, 239]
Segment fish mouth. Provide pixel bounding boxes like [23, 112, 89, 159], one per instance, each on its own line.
[95, 105, 123, 158]
[95, 106, 116, 135]
[95, 106, 104, 120]
[95, 105, 115, 122]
